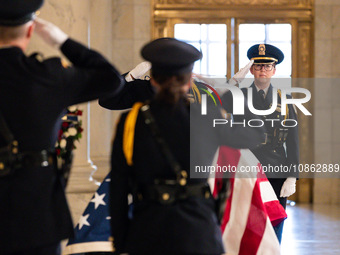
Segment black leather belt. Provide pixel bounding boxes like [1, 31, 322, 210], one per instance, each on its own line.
[135, 182, 212, 205]
[19, 150, 56, 168]
[261, 128, 288, 148]
[0, 149, 56, 177]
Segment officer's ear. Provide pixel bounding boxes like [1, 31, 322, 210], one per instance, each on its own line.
[26, 21, 35, 40]
[272, 64, 276, 75]
[250, 65, 255, 75]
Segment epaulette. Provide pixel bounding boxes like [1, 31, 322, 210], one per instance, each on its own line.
[29, 52, 44, 62]
[29, 52, 70, 69]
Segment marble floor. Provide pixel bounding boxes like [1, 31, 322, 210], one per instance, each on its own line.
[62, 201, 340, 254]
[281, 203, 340, 255]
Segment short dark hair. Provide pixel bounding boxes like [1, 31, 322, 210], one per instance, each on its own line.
[0, 24, 27, 42]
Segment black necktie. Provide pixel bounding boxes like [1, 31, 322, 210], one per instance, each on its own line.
[258, 89, 266, 105]
[258, 89, 265, 100]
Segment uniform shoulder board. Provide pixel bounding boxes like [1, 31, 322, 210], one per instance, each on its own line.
[29, 53, 69, 69]
[29, 52, 44, 62]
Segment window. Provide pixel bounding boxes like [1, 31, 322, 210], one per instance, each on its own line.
[174, 22, 292, 79]
[174, 24, 227, 76]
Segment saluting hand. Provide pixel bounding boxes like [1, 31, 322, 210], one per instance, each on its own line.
[34, 18, 68, 49]
[228, 59, 254, 86]
[125, 61, 152, 82]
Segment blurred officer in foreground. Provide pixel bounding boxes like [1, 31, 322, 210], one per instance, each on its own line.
[0, 0, 124, 254]
[221, 44, 299, 243]
[109, 38, 265, 255]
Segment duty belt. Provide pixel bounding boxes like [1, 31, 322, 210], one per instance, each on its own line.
[135, 182, 212, 205]
[0, 111, 56, 176]
[0, 149, 56, 177]
[18, 150, 56, 168]
[261, 128, 288, 148]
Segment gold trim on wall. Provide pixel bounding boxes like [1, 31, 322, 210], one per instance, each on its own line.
[154, 0, 313, 9]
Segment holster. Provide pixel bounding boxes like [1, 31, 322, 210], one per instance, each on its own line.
[214, 179, 230, 224]
[271, 128, 288, 148]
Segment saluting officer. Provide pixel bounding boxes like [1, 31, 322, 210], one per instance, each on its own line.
[109, 37, 265, 255]
[221, 44, 299, 243]
[0, 0, 124, 254]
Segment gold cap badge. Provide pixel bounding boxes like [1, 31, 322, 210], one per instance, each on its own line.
[259, 44, 266, 55]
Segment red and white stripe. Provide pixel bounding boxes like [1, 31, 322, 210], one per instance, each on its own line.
[214, 146, 285, 255]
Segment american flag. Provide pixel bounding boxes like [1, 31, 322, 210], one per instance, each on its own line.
[215, 146, 286, 255]
[63, 147, 285, 255]
[63, 173, 114, 254]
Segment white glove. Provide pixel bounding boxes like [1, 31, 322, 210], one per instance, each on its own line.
[125, 61, 152, 82]
[228, 59, 254, 86]
[34, 18, 68, 49]
[280, 177, 296, 197]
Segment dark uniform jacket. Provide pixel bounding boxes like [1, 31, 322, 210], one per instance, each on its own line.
[110, 97, 265, 255]
[221, 83, 299, 208]
[99, 77, 154, 110]
[0, 39, 123, 254]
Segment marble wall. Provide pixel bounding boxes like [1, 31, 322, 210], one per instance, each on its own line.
[314, 0, 340, 204]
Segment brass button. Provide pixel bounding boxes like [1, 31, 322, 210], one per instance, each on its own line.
[205, 191, 210, 199]
[180, 170, 188, 178]
[0, 162, 4, 170]
[179, 178, 187, 186]
[162, 193, 170, 201]
[12, 147, 18, 154]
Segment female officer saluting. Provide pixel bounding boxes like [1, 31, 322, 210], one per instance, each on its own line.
[109, 38, 264, 255]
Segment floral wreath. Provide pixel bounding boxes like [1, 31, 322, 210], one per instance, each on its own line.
[55, 106, 83, 159]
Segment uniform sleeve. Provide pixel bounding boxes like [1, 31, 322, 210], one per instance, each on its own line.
[110, 114, 130, 254]
[214, 110, 266, 149]
[57, 38, 124, 106]
[221, 90, 234, 113]
[193, 102, 265, 150]
[285, 103, 299, 178]
[218, 90, 265, 149]
[99, 78, 155, 110]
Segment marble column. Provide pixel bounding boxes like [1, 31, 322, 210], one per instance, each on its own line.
[314, 0, 340, 204]
[88, 0, 123, 184]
